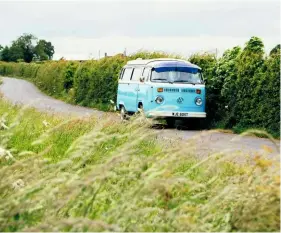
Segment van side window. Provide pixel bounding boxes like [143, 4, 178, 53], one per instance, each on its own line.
[122, 68, 133, 81]
[119, 69, 124, 79]
[143, 68, 151, 81]
[131, 67, 143, 81]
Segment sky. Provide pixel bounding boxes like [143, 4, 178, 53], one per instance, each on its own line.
[0, 0, 280, 60]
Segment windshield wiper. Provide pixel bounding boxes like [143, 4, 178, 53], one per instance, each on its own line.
[152, 78, 173, 84]
[152, 79, 167, 81]
[174, 80, 197, 85]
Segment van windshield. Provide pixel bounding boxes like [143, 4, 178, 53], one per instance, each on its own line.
[151, 67, 203, 84]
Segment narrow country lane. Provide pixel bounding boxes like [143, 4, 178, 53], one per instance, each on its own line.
[0, 77, 97, 116]
[0, 77, 279, 158]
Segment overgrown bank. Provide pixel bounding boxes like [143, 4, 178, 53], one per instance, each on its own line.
[0, 37, 280, 136]
[0, 98, 280, 231]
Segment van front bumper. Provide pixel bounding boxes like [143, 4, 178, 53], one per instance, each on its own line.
[146, 111, 206, 118]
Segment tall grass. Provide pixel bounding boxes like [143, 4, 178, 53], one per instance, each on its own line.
[0, 97, 279, 232]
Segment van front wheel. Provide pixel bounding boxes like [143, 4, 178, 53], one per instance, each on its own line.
[120, 106, 128, 121]
[166, 118, 175, 128]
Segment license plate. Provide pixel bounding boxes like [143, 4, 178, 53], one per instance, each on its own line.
[173, 112, 188, 117]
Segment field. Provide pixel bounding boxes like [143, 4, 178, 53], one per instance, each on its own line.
[0, 97, 279, 232]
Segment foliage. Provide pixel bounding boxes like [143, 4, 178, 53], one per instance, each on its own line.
[34, 40, 55, 61]
[189, 53, 217, 122]
[8, 34, 37, 63]
[0, 37, 280, 136]
[73, 55, 127, 109]
[188, 37, 280, 137]
[0, 34, 55, 62]
[218, 46, 242, 126]
[270, 44, 280, 56]
[0, 45, 3, 60]
[0, 46, 11, 62]
[0, 98, 279, 231]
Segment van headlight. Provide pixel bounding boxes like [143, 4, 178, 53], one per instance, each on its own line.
[195, 97, 203, 106]
[155, 96, 164, 104]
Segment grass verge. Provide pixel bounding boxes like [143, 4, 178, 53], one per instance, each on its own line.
[0, 97, 280, 232]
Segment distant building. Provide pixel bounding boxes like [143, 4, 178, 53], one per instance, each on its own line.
[114, 53, 127, 58]
[104, 51, 127, 59]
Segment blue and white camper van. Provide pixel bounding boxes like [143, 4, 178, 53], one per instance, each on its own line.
[116, 58, 206, 127]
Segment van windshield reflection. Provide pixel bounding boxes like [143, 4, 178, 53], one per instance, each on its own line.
[151, 69, 203, 84]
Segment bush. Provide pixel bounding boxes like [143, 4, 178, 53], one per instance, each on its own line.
[188, 38, 280, 137]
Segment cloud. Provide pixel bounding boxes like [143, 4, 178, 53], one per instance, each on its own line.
[0, 0, 279, 59]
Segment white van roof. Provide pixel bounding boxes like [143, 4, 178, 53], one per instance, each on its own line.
[127, 58, 190, 65]
[126, 58, 201, 69]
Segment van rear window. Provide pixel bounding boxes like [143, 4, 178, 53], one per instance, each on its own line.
[122, 68, 133, 81]
[131, 68, 143, 81]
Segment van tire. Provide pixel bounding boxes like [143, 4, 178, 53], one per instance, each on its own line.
[199, 119, 207, 129]
[166, 118, 175, 128]
[138, 103, 143, 113]
[120, 106, 128, 121]
[184, 118, 204, 130]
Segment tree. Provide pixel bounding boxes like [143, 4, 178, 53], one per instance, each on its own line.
[0, 33, 55, 62]
[234, 36, 265, 128]
[0, 46, 11, 62]
[18, 33, 37, 62]
[34, 39, 55, 61]
[0, 45, 3, 60]
[243, 36, 264, 54]
[8, 43, 24, 62]
[7, 34, 37, 62]
[217, 46, 241, 127]
[269, 44, 280, 56]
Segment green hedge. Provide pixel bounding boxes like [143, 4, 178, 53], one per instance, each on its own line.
[0, 38, 280, 136]
[0, 51, 172, 110]
[189, 37, 280, 136]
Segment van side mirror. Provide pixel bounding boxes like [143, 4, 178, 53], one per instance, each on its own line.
[201, 73, 205, 84]
[140, 76, 145, 82]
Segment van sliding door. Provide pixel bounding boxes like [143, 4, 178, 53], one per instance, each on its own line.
[117, 67, 133, 111]
[128, 67, 143, 112]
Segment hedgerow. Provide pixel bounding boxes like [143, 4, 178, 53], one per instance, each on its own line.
[0, 38, 280, 136]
